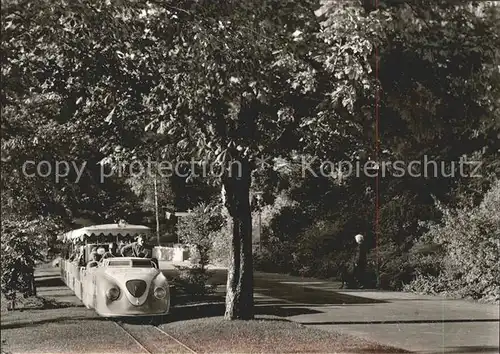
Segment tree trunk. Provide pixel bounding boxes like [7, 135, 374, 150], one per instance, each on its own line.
[224, 214, 241, 319]
[223, 158, 253, 320]
[223, 94, 258, 320]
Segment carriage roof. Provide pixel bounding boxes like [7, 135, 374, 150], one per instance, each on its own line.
[60, 223, 151, 243]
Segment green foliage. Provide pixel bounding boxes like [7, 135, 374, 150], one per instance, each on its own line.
[316, 0, 500, 166]
[254, 191, 298, 226]
[251, 0, 500, 297]
[175, 202, 224, 299]
[252, 192, 299, 272]
[1, 217, 63, 308]
[406, 180, 500, 302]
[171, 265, 217, 298]
[253, 238, 296, 273]
[369, 190, 436, 289]
[2, 0, 499, 308]
[2, 0, 161, 224]
[176, 202, 224, 268]
[253, 175, 370, 277]
[126, 174, 173, 214]
[209, 226, 232, 267]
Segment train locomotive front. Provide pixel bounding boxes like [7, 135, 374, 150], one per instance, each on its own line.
[89, 257, 170, 317]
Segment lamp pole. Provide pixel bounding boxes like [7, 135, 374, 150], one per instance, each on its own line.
[367, 160, 380, 288]
[153, 175, 160, 246]
[255, 192, 263, 251]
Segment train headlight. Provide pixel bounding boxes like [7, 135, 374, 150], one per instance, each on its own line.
[106, 287, 120, 300]
[154, 287, 167, 299]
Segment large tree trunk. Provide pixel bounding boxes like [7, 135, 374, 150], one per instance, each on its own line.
[223, 158, 254, 320]
[223, 94, 258, 320]
[224, 211, 241, 319]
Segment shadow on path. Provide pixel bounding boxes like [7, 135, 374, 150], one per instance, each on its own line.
[257, 305, 323, 318]
[114, 298, 323, 326]
[254, 278, 387, 305]
[35, 276, 65, 288]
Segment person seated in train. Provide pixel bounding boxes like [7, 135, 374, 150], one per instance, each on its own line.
[89, 247, 101, 262]
[68, 250, 76, 261]
[72, 251, 81, 262]
[116, 240, 126, 255]
[101, 242, 119, 259]
[78, 253, 86, 267]
[97, 247, 106, 259]
[120, 235, 151, 258]
[71, 246, 85, 266]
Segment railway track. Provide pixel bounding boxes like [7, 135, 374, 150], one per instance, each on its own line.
[113, 320, 197, 354]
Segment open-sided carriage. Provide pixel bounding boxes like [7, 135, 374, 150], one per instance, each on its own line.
[59, 223, 170, 317]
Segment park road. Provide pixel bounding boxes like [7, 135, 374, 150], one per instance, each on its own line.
[1, 265, 498, 353]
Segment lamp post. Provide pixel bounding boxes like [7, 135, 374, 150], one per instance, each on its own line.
[366, 159, 380, 289]
[255, 191, 263, 251]
[153, 176, 160, 246]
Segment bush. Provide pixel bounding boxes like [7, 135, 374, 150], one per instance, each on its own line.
[254, 237, 296, 274]
[1, 216, 62, 309]
[366, 241, 416, 290]
[407, 180, 500, 303]
[402, 272, 448, 295]
[209, 226, 231, 267]
[176, 202, 224, 269]
[171, 265, 217, 297]
[287, 217, 353, 279]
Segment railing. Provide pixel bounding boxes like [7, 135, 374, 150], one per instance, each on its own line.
[60, 260, 81, 293]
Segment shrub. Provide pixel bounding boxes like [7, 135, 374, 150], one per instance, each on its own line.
[407, 180, 500, 303]
[254, 237, 295, 273]
[209, 226, 231, 267]
[366, 240, 416, 290]
[176, 202, 224, 269]
[288, 217, 354, 279]
[171, 265, 217, 298]
[171, 202, 224, 301]
[403, 272, 448, 295]
[1, 216, 62, 309]
[247, 191, 300, 273]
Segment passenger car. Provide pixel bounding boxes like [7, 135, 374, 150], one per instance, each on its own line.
[59, 223, 170, 317]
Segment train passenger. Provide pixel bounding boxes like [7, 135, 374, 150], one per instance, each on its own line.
[117, 240, 126, 255]
[69, 251, 77, 261]
[71, 246, 86, 266]
[78, 253, 86, 267]
[102, 242, 119, 259]
[89, 247, 101, 262]
[120, 235, 151, 258]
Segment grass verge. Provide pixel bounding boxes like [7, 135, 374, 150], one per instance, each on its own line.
[1, 294, 77, 312]
[161, 316, 409, 353]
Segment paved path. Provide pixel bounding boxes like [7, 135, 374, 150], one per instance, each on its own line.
[253, 272, 499, 353]
[3, 265, 498, 353]
[1, 267, 200, 353]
